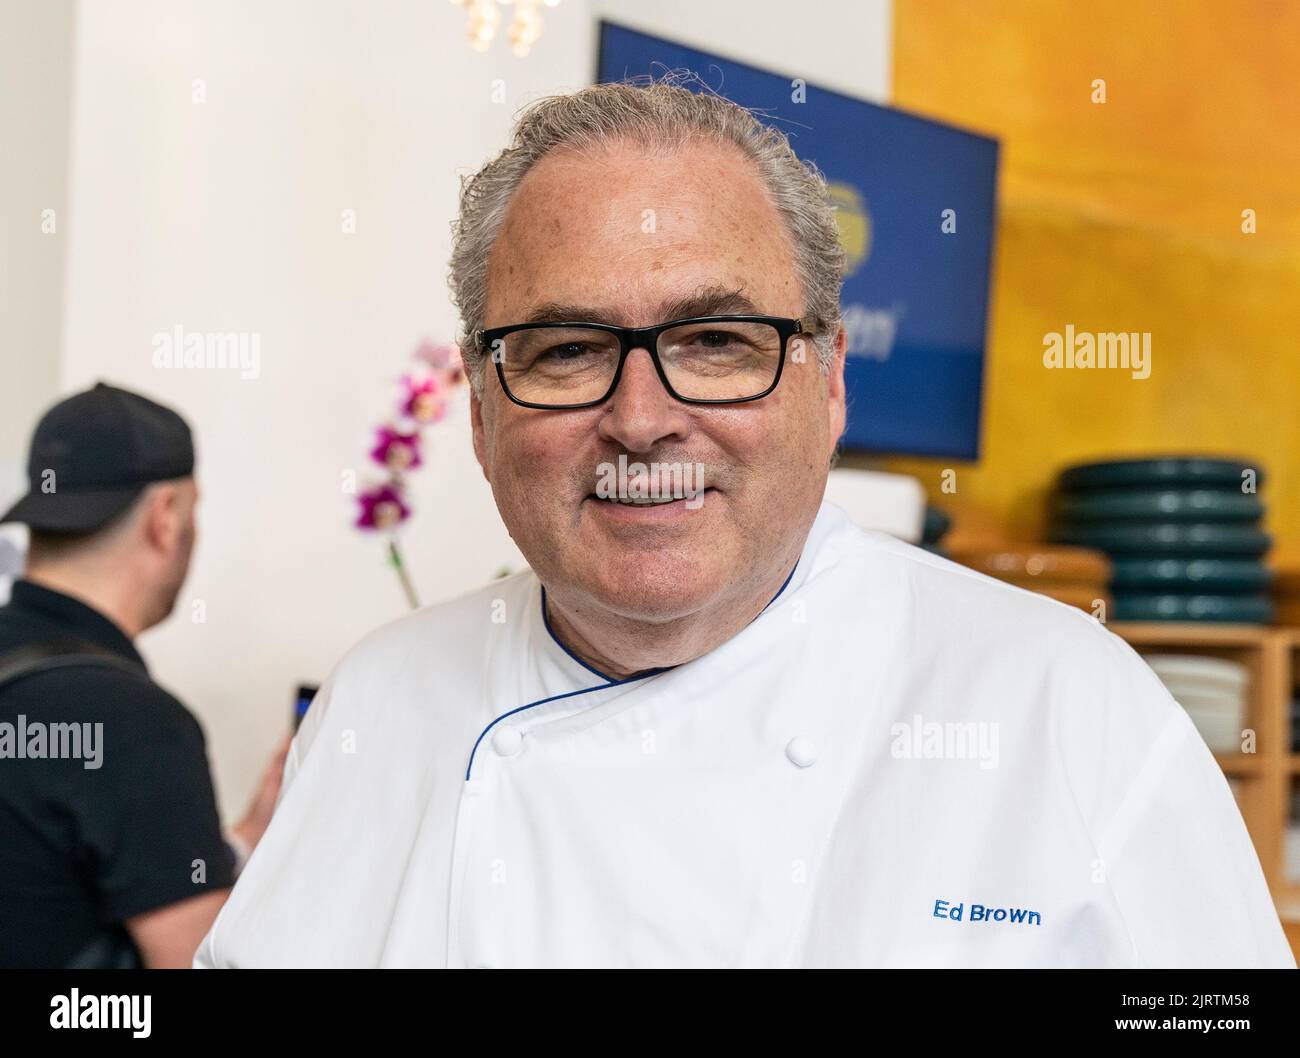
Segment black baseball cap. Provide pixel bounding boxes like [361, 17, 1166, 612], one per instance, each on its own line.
[1, 382, 195, 533]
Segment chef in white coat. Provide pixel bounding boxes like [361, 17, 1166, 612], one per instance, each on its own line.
[196, 76, 1295, 969]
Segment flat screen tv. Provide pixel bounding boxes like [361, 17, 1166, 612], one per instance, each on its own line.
[597, 21, 999, 459]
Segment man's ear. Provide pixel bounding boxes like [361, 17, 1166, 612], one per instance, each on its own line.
[826, 323, 848, 459]
[141, 483, 180, 555]
[469, 384, 490, 483]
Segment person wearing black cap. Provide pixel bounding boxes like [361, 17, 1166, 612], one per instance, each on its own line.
[0, 382, 286, 968]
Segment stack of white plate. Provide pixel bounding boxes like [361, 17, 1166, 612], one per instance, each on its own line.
[1142, 654, 1249, 754]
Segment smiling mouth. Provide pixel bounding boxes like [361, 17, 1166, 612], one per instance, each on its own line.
[588, 487, 717, 507]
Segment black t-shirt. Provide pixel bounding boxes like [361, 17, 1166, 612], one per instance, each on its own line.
[0, 579, 235, 968]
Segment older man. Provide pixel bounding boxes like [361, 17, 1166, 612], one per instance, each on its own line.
[196, 79, 1293, 968]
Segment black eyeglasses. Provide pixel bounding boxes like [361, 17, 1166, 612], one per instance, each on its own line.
[477, 314, 813, 410]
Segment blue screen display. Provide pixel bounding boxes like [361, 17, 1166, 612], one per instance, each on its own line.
[596, 22, 999, 459]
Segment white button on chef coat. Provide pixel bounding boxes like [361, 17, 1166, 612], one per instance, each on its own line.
[785, 737, 818, 768]
[194, 501, 1296, 969]
[491, 726, 523, 757]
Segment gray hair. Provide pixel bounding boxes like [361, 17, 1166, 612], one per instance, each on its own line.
[448, 71, 845, 396]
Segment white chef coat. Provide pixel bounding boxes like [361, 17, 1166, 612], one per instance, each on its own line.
[194, 500, 1296, 968]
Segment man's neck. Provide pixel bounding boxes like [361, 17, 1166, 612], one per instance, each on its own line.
[23, 566, 145, 640]
[543, 560, 797, 681]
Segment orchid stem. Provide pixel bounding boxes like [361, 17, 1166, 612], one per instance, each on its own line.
[388, 538, 420, 610]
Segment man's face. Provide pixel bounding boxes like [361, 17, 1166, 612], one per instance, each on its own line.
[472, 137, 845, 623]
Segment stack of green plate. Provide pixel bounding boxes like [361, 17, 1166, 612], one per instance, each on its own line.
[1048, 457, 1274, 623]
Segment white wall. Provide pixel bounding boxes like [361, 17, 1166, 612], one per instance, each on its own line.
[55, 0, 892, 819]
[0, 0, 74, 509]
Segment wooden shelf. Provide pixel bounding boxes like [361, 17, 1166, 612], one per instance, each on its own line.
[1110, 621, 1276, 647]
[1110, 622, 1300, 946]
[1216, 753, 1265, 776]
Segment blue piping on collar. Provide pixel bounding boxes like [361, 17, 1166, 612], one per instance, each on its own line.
[465, 669, 662, 780]
[465, 558, 801, 781]
[541, 585, 621, 684]
[762, 559, 799, 615]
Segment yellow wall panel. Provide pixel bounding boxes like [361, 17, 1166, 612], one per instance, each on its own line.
[879, 0, 1300, 564]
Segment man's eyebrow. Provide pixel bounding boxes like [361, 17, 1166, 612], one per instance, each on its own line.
[523, 301, 608, 325]
[521, 286, 760, 326]
[659, 287, 759, 321]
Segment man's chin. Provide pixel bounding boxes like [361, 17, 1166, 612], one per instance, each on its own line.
[570, 555, 727, 625]
[154, 577, 188, 628]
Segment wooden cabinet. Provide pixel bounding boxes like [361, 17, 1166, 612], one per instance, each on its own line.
[1111, 622, 1300, 955]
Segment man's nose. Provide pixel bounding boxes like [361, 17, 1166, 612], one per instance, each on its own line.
[596, 346, 692, 453]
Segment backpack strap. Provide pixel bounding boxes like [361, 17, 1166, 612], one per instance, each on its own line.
[0, 637, 152, 970]
[0, 639, 146, 694]
[62, 929, 144, 970]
